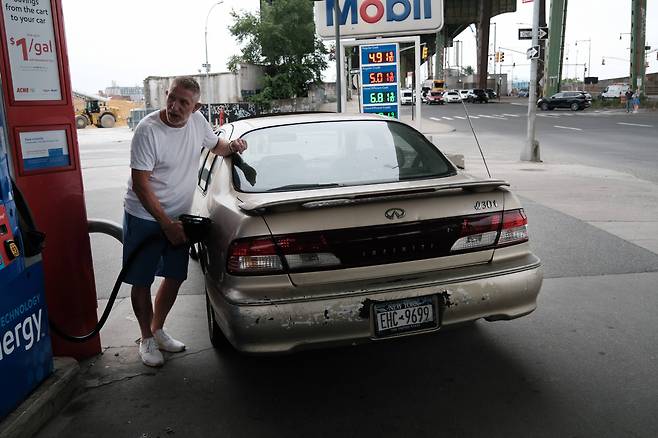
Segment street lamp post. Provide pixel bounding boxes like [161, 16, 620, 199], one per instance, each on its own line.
[204, 1, 224, 124]
[575, 38, 592, 80]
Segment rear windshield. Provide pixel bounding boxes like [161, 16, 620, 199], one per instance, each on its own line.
[232, 120, 456, 193]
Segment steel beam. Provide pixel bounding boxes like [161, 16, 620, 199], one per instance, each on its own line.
[630, 0, 647, 96]
[477, 0, 492, 89]
[544, 0, 567, 96]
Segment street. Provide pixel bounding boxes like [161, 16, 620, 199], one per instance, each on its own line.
[37, 103, 658, 437]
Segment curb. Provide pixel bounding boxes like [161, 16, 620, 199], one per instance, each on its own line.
[0, 357, 80, 438]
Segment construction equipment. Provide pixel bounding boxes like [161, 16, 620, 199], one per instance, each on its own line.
[74, 92, 118, 129]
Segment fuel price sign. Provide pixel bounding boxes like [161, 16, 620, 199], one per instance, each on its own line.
[360, 43, 399, 119]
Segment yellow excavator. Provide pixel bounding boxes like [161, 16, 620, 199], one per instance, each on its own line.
[75, 93, 118, 129]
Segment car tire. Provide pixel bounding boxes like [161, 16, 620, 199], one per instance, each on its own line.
[206, 292, 232, 349]
[540, 103, 549, 111]
[570, 102, 580, 111]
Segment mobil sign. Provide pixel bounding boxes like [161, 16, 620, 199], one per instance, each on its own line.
[315, 0, 443, 39]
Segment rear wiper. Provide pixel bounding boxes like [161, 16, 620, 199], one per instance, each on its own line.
[266, 183, 341, 192]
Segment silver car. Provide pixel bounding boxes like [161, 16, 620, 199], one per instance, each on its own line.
[192, 113, 543, 354]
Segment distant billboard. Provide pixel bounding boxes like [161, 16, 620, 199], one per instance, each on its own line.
[314, 0, 444, 39]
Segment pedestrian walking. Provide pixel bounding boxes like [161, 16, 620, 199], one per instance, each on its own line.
[632, 91, 640, 114]
[624, 89, 634, 113]
[123, 76, 247, 367]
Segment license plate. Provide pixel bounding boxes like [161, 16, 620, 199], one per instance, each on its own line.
[373, 295, 438, 338]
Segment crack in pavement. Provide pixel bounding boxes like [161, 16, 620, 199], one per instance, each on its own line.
[84, 371, 156, 390]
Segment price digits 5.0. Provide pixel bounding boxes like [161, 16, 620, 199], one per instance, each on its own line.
[368, 71, 395, 84]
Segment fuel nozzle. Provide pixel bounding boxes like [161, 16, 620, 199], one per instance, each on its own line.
[178, 214, 212, 244]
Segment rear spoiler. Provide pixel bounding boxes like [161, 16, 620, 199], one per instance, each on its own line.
[237, 179, 509, 213]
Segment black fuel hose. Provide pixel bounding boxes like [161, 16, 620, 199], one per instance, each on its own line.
[48, 215, 211, 343]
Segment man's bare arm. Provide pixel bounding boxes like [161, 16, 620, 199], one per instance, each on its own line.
[210, 136, 247, 156]
[131, 169, 186, 245]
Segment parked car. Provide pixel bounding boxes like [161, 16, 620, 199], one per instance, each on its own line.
[425, 90, 444, 105]
[192, 113, 543, 354]
[443, 91, 462, 103]
[467, 89, 489, 103]
[485, 88, 497, 100]
[458, 89, 471, 101]
[537, 91, 592, 111]
[518, 89, 529, 98]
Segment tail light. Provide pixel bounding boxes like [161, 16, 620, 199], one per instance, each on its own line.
[450, 213, 501, 251]
[497, 209, 529, 246]
[228, 233, 341, 275]
[450, 208, 529, 252]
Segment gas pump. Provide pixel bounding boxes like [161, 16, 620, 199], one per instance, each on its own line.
[0, 84, 53, 419]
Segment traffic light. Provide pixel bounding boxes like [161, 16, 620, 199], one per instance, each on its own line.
[495, 52, 500, 63]
[422, 45, 429, 61]
[499, 52, 505, 63]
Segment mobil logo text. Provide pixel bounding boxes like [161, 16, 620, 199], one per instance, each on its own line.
[315, 0, 443, 39]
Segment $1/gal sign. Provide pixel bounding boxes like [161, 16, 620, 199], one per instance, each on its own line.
[1, 0, 61, 101]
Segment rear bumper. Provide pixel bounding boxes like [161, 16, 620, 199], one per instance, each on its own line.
[207, 256, 543, 354]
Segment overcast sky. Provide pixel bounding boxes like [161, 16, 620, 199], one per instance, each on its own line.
[61, 0, 657, 94]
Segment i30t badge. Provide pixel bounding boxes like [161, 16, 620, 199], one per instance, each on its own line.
[385, 208, 405, 220]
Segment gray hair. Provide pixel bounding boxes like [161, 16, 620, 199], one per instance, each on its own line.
[171, 76, 201, 99]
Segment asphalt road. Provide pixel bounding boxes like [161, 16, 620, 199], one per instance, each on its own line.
[404, 100, 658, 183]
[37, 107, 658, 437]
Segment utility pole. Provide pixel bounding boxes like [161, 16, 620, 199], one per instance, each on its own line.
[334, 0, 342, 112]
[522, 0, 541, 162]
[630, 0, 647, 96]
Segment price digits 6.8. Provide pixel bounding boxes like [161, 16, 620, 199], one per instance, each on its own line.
[369, 92, 396, 104]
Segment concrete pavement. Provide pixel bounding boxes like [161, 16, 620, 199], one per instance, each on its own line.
[7, 104, 658, 436]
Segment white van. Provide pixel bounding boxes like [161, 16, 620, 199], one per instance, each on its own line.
[600, 83, 630, 99]
[400, 89, 414, 105]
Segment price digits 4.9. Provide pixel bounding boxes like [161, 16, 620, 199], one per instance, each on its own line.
[368, 51, 394, 64]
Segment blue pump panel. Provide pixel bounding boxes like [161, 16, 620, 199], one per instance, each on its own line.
[0, 81, 53, 420]
[0, 263, 53, 419]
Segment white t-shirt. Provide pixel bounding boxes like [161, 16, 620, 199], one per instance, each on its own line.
[124, 110, 218, 221]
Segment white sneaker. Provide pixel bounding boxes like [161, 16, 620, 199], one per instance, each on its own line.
[139, 337, 164, 367]
[153, 329, 186, 353]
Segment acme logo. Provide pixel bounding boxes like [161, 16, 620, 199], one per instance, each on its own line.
[16, 87, 29, 93]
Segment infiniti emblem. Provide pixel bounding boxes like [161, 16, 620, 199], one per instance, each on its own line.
[385, 208, 405, 220]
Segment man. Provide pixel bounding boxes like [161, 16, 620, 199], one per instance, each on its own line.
[123, 77, 247, 367]
[624, 89, 634, 113]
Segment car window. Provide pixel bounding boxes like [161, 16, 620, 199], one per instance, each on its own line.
[232, 121, 456, 193]
[197, 130, 224, 193]
[552, 93, 563, 99]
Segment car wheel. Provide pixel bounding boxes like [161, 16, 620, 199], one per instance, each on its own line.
[570, 102, 579, 111]
[99, 113, 116, 128]
[206, 292, 232, 349]
[75, 115, 88, 129]
[540, 103, 549, 111]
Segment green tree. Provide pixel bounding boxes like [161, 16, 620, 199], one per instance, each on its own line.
[228, 0, 328, 106]
[461, 65, 474, 76]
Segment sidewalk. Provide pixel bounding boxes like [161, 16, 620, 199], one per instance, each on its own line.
[7, 106, 658, 437]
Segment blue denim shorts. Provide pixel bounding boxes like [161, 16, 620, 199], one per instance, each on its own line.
[122, 212, 189, 287]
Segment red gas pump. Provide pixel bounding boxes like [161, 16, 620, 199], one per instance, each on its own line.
[0, 0, 101, 358]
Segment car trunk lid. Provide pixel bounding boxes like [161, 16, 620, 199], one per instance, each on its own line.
[235, 176, 508, 286]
